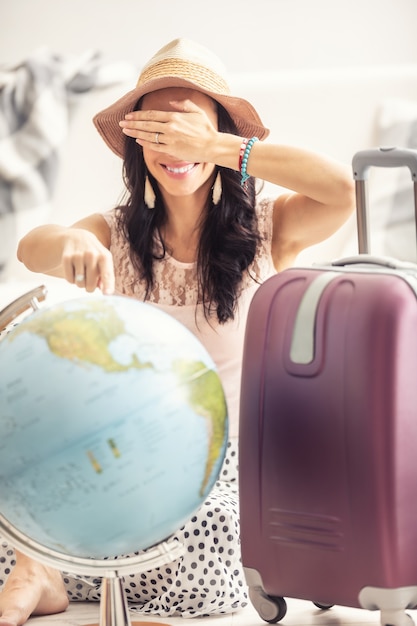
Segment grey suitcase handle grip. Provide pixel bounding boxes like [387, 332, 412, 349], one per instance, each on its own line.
[352, 146, 417, 181]
[351, 147, 417, 253]
[0, 285, 47, 334]
[332, 254, 417, 271]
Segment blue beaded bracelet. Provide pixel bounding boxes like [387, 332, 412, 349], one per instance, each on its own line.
[240, 137, 259, 188]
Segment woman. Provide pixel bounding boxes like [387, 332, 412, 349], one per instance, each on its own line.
[0, 38, 354, 626]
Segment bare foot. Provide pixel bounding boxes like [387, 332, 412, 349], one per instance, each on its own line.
[0, 552, 69, 626]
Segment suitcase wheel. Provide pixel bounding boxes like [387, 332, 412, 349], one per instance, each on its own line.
[313, 602, 334, 610]
[248, 586, 287, 623]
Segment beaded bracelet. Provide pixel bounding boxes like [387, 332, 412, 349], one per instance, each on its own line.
[238, 138, 249, 172]
[240, 137, 259, 188]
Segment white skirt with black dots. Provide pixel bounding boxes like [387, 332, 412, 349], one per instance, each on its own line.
[0, 439, 248, 617]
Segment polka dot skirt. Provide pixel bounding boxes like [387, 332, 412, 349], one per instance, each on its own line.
[0, 439, 248, 617]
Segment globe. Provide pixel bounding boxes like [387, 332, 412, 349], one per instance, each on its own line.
[0, 291, 228, 561]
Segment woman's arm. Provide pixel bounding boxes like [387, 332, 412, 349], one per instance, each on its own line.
[17, 213, 115, 294]
[212, 138, 355, 270]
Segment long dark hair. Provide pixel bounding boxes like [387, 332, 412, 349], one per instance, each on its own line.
[117, 102, 261, 324]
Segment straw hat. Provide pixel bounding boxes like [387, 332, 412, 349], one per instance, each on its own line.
[93, 38, 269, 158]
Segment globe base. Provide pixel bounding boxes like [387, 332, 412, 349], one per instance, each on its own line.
[85, 574, 171, 626]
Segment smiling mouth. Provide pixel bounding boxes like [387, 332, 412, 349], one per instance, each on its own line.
[164, 163, 197, 175]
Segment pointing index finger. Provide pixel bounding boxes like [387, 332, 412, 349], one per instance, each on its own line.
[98, 257, 115, 295]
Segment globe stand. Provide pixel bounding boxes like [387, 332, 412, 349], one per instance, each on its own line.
[0, 284, 47, 332]
[99, 574, 131, 626]
[0, 513, 183, 626]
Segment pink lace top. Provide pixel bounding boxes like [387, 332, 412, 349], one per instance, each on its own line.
[103, 197, 276, 439]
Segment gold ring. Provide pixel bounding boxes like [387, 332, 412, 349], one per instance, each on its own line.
[155, 132, 160, 144]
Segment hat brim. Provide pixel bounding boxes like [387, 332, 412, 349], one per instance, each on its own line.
[93, 76, 270, 158]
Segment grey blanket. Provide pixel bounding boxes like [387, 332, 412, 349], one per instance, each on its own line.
[0, 48, 134, 277]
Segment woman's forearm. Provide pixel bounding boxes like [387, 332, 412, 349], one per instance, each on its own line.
[211, 134, 354, 211]
[17, 216, 115, 294]
[17, 225, 72, 276]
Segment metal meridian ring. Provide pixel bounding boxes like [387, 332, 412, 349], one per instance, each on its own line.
[155, 132, 160, 144]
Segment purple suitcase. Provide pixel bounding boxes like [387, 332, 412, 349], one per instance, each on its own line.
[239, 148, 417, 626]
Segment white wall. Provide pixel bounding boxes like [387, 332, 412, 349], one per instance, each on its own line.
[1, 0, 417, 72]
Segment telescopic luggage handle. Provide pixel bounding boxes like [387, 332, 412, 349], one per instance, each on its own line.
[352, 147, 417, 254]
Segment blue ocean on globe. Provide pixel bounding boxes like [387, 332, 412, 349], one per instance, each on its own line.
[0, 294, 228, 558]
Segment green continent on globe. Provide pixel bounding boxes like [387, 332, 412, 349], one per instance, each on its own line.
[9, 301, 152, 373]
[173, 359, 227, 495]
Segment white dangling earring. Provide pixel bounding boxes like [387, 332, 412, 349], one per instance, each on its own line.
[212, 171, 222, 206]
[144, 176, 156, 209]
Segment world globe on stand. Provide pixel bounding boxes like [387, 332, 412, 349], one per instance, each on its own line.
[0, 291, 228, 562]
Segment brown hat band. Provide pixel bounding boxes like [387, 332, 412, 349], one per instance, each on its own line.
[137, 59, 231, 95]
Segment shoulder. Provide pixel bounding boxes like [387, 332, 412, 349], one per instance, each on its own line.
[72, 212, 112, 248]
[101, 208, 117, 229]
[100, 209, 125, 248]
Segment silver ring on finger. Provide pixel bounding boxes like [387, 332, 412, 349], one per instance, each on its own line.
[75, 273, 85, 283]
[155, 132, 160, 144]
